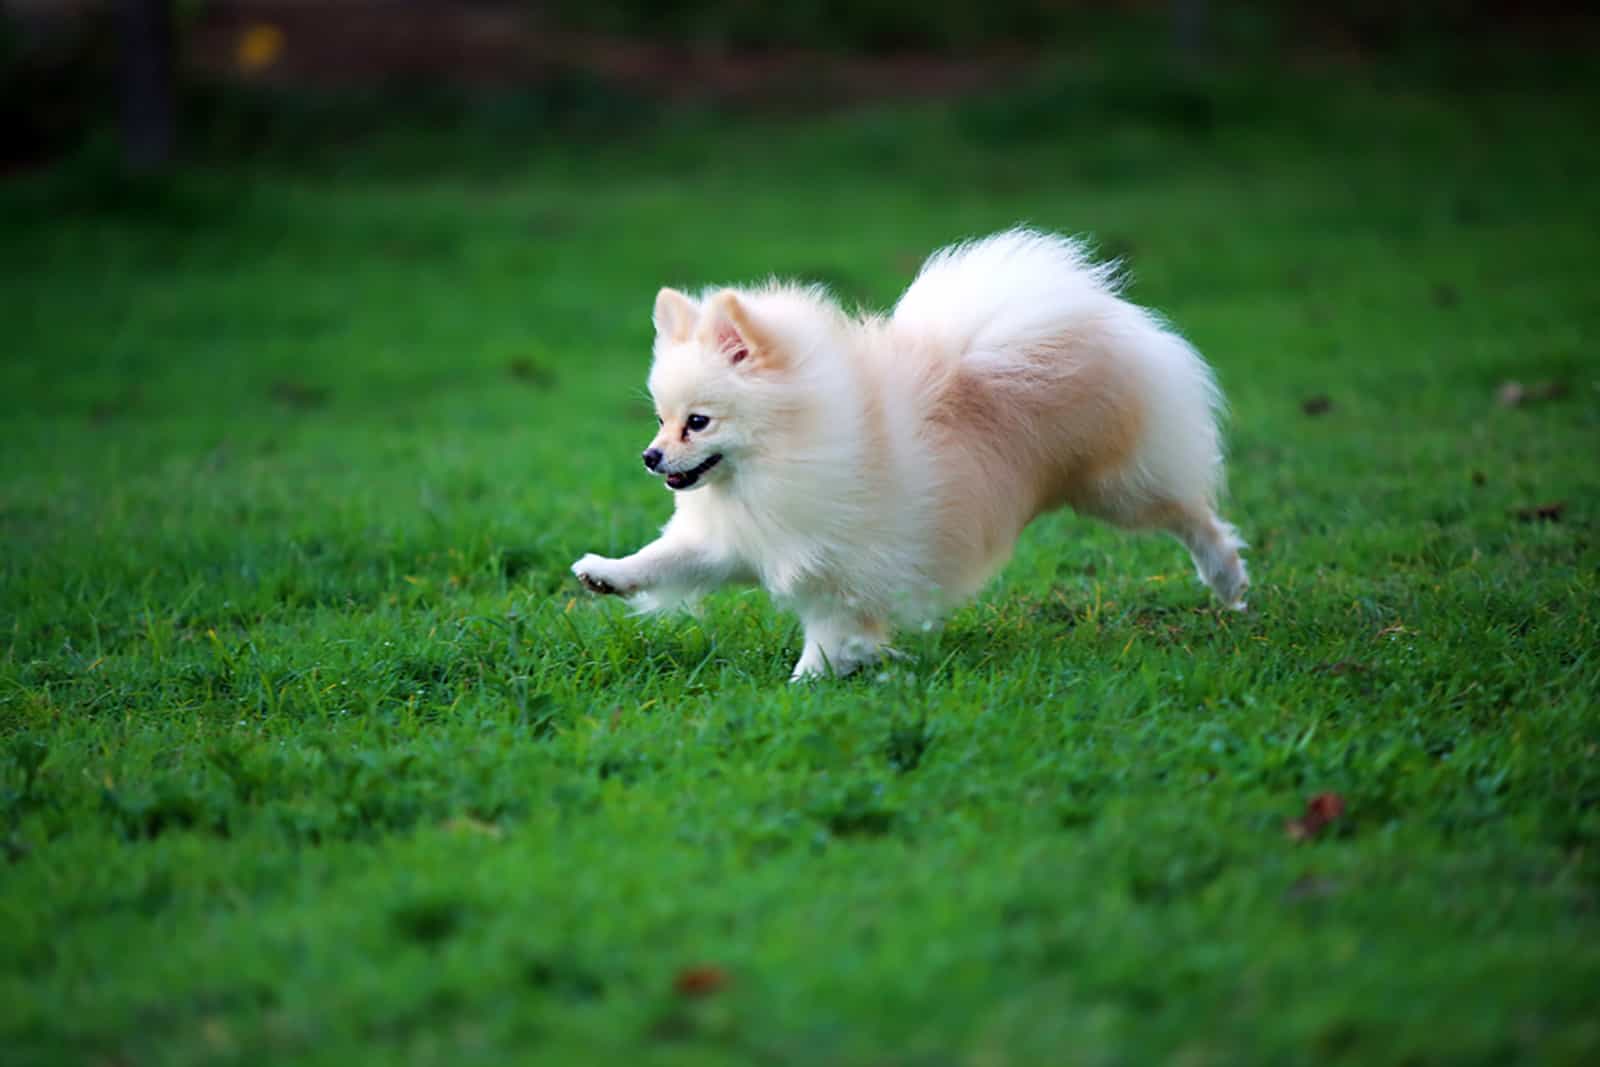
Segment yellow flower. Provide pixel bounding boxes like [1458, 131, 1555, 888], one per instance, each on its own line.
[236, 24, 284, 75]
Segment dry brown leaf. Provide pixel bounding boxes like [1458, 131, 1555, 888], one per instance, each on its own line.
[1497, 380, 1571, 408]
[1285, 792, 1346, 842]
[673, 964, 729, 998]
[1513, 501, 1566, 523]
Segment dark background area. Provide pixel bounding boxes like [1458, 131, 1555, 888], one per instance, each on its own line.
[4, 1, 1597, 175]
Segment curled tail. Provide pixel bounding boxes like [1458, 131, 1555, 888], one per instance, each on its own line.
[892, 227, 1124, 365]
[894, 227, 1225, 506]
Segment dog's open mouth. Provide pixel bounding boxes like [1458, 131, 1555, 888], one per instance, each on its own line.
[664, 453, 722, 490]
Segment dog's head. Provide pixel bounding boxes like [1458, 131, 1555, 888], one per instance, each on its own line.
[641, 287, 789, 492]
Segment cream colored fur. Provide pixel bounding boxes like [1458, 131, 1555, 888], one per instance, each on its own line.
[572, 228, 1248, 680]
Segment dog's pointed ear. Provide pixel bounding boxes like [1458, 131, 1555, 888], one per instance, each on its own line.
[653, 287, 699, 343]
[702, 290, 779, 369]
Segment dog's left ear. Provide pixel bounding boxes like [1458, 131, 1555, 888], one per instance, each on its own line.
[702, 290, 780, 370]
[653, 288, 699, 343]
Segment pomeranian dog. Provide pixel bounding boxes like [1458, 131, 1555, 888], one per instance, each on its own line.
[572, 228, 1247, 680]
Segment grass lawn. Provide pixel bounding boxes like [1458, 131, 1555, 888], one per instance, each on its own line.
[3, 56, 1599, 1065]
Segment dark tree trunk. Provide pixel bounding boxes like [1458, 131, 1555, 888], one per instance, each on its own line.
[120, 0, 175, 169]
[1171, 0, 1210, 63]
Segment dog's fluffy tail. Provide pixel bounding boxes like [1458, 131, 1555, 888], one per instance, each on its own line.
[891, 227, 1124, 367]
[893, 226, 1228, 512]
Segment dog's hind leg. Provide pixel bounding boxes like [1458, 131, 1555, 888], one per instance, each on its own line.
[790, 611, 890, 681]
[1161, 503, 1249, 610]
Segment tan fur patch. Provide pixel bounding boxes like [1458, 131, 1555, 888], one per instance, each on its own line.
[923, 323, 1148, 596]
[852, 345, 893, 486]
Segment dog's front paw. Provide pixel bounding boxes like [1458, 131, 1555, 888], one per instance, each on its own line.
[789, 659, 825, 683]
[572, 554, 632, 597]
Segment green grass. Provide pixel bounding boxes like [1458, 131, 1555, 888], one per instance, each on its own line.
[3, 58, 1599, 1065]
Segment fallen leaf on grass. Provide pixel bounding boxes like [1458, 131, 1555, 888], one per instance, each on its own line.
[1301, 394, 1333, 416]
[507, 358, 557, 389]
[1496, 380, 1570, 408]
[89, 387, 141, 424]
[673, 964, 728, 998]
[1285, 792, 1345, 842]
[269, 380, 329, 410]
[1513, 501, 1565, 523]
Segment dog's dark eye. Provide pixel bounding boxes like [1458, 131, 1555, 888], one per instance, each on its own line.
[685, 414, 710, 432]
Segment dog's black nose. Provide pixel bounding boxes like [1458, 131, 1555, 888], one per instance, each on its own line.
[642, 448, 663, 471]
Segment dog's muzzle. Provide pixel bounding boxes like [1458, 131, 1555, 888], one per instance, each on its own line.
[664, 453, 722, 490]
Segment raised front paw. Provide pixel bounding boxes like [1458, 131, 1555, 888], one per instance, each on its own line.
[572, 554, 632, 597]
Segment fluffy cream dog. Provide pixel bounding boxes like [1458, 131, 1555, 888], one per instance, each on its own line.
[572, 228, 1247, 680]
